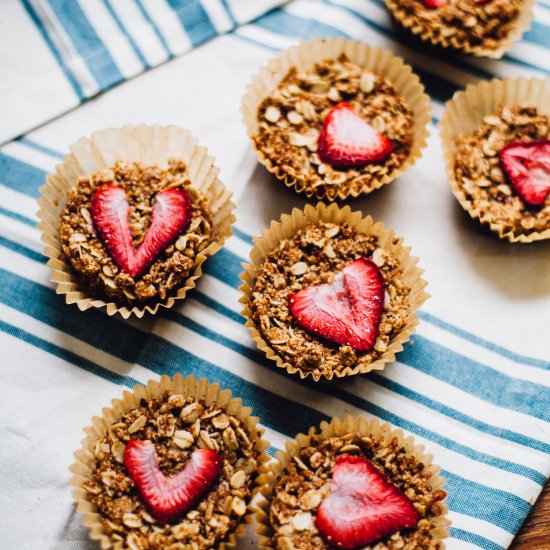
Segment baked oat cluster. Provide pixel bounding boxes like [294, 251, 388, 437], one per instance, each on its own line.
[254, 54, 414, 199]
[269, 433, 445, 550]
[83, 391, 260, 549]
[396, 0, 524, 51]
[250, 222, 410, 379]
[60, 160, 212, 305]
[454, 105, 550, 235]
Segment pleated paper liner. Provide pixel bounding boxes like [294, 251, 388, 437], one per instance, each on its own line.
[241, 37, 431, 201]
[385, 0, 535, 58]
[238, 203, 429, 381]
[37, 125, 235, 319]
[253, 415, 450, 549]
[69, 373, 271, 550]
[440, 77, 550, 243]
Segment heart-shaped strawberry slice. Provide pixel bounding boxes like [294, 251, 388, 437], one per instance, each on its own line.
[288, 258, 384, 352]
[124, 439, 222, 524]
[315, 455, 420, 549]
[91, 184, 192, 277]
[499, 139, 550, 207]
[318, 103, 393, 169]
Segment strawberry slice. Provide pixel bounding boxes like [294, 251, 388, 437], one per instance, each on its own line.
[124, 439, 222, 524]
[91, 184, 192, 277]
[421, 0, 448, 7]
[288, 258, 384, 352]
[318, 103, 393, 169]
[315, 455, 420, 549]
[499, 139, 550, 207]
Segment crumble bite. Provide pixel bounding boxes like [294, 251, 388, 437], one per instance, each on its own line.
[253, 54, 414, 200]
[60, 159, 213, 306]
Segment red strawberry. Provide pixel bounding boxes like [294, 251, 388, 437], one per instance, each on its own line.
[318, 103, 393, 169]
[289, 258, 384, 352]
[124, 439, 222, 524]
[499, 139, 550, 207]
[421, 0, 447, 7]
[315, 455, 419, 549]
[91, 184, 191, 277]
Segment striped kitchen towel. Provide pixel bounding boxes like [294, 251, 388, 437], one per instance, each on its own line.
[0, 1, 549, 549]
[1, 0, 285, 144]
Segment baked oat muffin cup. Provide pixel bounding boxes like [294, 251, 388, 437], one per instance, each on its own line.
[241, 37, 431, 201]
[440, 77, 550, 243]
[37, 125, 235, 319]
[69, 373, 271, 550]
[253, 415, 450, 549]
[238, 202, 429, 381]
[385, 0, 535, 58]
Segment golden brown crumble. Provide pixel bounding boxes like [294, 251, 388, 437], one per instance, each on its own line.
[60, 160, 213, 306]
[268, 433, 446, 550]
[454, 105, 550, 236]
[253, 54, 414, 200]
[394, 0, 524, 50]
[249, 223, 410, 379]
[83, 391, 261, 549]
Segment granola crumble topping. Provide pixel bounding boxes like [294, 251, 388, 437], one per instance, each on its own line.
[60, 160, 213, 305]
[268, 433, 445, 550]
[395, 0, 524, 51]
[253, 54, 414, 200]
[453, 105, 550, 236]
[249, 222, 410, 379]
[83, 391, 261, 549]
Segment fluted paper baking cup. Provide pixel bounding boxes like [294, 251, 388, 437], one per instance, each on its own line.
[254, 415, 450, 548]
[238, 202, 429, 381]
[69, 373, 271, 550]
[385, 0, 535, 58]
[440, 77, 550, 243]
[37, 125, 235, 318]
[241, 37, 431, 201]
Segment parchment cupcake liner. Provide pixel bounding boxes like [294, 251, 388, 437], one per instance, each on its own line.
[385, 0, 535, 58]
[69, 373, 271, 550]
[238, 202, 429, 381]
[37, 125, 235, 319]
[254, 415, 450, 548]
[440, 77, 550, 243]
[241, 37, 431, 201]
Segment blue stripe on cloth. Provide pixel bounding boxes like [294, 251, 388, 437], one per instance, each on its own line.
[220, 0, 238, 27]
[0, 153, 46, 198]
[0, 319, 138, 388]
[521, 21, 550, 49]
[101, 0, 150, 69]
[369, 373, 550, 457]
[418, 311, 549, 370]
[165, 0, 218, 46]
[15, 137, 65, 160]
[0, 236, 44, 263]
[0, 265, 537, 534]
[134, 0, 174, 58]
[400, 335, 550, 422]
[450, 527, 505, 550]
[20, 0, 85, 101]
[47, 0, 124, 90]
[443, 470, 530, 534]
[0, 207, 36, 229]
